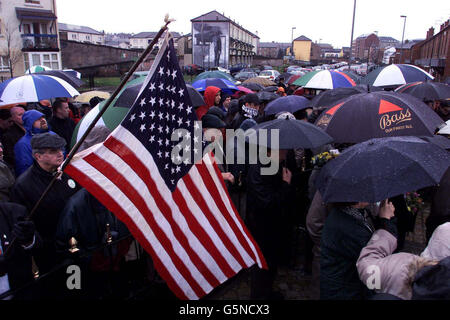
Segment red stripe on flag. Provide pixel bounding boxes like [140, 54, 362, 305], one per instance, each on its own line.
[195, 162, 257, 264]
[182, 173, 248, 269]
[104, 137, 221, 288]
[208, 159, 268, 269]
[83, 152, 206, 298]
[64, 164, 189, 300]
[172, 188, 236, 278]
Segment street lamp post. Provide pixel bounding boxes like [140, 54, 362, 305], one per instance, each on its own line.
[400, 15, 407, 63]
[349, 0, 357, 69]
[291, 27, 296, 58]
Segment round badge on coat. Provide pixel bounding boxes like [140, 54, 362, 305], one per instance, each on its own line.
[68, 179, 76, 189]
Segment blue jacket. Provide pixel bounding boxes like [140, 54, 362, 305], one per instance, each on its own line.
[13, 110, 56, 177]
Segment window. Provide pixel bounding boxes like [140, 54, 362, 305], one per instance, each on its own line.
[86, 35, 90, 41]
[72, 34, 77, 39]
[23, 53, 30, 70]
[40, 23, 47, 34]
[0, 56, 10, 71]
[25, 0, 40, 3]
[42, 53, 59, 69]
[23, 24, 31, 34]
[32, 54, 41, 66]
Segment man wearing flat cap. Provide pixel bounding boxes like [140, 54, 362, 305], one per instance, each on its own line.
[11, 133, 80, 276]
[231, 93, 261, 130]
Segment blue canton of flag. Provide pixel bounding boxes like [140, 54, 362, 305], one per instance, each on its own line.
[122, 37, 198, 191]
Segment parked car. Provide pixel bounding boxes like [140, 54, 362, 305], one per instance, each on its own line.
[234, 71, 258, 82]
[262, 65, 273, 70]
[258, 69, 280, 81]
[208, 66, 231, 74]
[229, 63, 248, 75]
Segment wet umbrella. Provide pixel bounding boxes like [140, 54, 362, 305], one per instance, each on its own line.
[236, 86, 254, 94]
[192, 78, 239, 95]
[293, 70, 356, 89]
[257, 91, 279, 103]
[438, 120, 450, 135]
[37, 70, 85, 88]
[243, 77, 276, 87]
[264, 95, 311, 116]
[287, 74, 302, 85]
[241, 82, 264, 92]
[245, 117, 333, 149]
[263, 86, 278, 92]
[275, 72, 293, 82]
[0, 74, 79, 106]
[315, 91, 444, 143]
[395, 81, 450, 101]
[339, 70, 362, 84]
[362, 64, 434, 87]
[25, 65, 52, 74]
[419, 135, 450, 150]
[310, 86, 367, 110]
[316, 136, 450, 203]
[74, 90, 110, 103]
[193, 71, 235, 83]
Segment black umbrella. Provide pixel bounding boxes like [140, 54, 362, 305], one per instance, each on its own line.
[315, 91, 444, 143]
[241, 82, 264, 92]
[275, 72, 293, 82]
[264, 95, 311, 116]
[115, 83, 204, 108]
[245, 117, 333, 149]
[419, 135, 450, 150]
[257, 91, 279, 103]
[310, 85, 383, 110]
[395, 81, 450, 101]
[37, 70, 85, 88]
[263, 86, 278, 92]
[316, 136, 450, 203]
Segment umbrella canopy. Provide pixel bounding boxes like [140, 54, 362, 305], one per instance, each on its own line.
[245, 117, 333, 149]
[316, 136, 450, 203]
[263, 86, 278, 92]
[71, 99, 128, 147]
[192, 78, 239, 95]
[257, 91, 279, 103]
[338, 70, 362, 84]
[362, 64, 434, 87]
[310, 86, 368, 110]
[275, 72, 293, 82]
[315, 91, 444, 143]
[264, 95, 311, 116]
[293, 70, 356, 89]
[36, 70, 84, 88]
[287, 74, 302, 85]
[438, 120, 450, 135]
[236, 86, 254, 94]
[0, 74, 79, 106]
[419, 135, 450, 150]
[193, 71, 235, 83]
[63, 69, 81, 79]
[240, 82, 264, 92]
[25, 65, 52, 74]
[74, 90, 111, 103]
[395, 81, 450, 101]
[243, 77, 276, 87]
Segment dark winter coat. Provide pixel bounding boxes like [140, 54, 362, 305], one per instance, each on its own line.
[2, 123, 25, 168]
[0, 160, 14, 202]
[245, 162, 295, 269]
[48, 116, 75, 153]
[10, 162, 80, 273]
[320, 207, 374, 300]
[0, 202, 36, 296]
[426, 168, 450, 240]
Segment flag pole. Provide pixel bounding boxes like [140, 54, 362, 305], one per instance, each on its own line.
[5, 17, 174, 257]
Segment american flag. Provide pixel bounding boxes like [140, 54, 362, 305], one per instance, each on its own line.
[65, 33, 266, 300]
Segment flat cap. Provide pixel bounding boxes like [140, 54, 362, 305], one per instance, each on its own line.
[244, 93, 260, 105]
[31, 133, 66, 150]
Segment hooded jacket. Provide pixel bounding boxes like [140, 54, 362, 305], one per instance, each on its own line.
[195, 86, 221, 120]
[13, 110, 56, 177]
[357, 222, 450, 300]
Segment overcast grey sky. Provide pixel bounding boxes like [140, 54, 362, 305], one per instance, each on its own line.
[56, 0, 449, 48]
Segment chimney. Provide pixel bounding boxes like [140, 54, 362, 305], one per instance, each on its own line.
[427, 27, 434, 39]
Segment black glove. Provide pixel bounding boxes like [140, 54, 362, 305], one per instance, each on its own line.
[12, 220, 35, 247]
[0, 254, 10, 276]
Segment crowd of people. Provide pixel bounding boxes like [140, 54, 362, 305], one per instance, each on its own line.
[0, 72, 449, 300]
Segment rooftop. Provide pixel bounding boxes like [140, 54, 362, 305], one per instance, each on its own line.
[58, 23, 103, 35]
[294, 35, 312, 41]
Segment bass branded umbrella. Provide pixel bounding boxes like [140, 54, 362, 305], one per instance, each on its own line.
[315, 91, 444, 143]
[264, 95, 311, 116]
[0, 74, 79, 106]
[395, 81, 450, 101]
[316, 136, 450, 203]
[362, 64, 434, 87]
[245, 117, 333, 149]
[292, 70, 356, 89]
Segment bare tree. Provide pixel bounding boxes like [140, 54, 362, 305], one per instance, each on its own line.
[1, 20, 23, 78]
